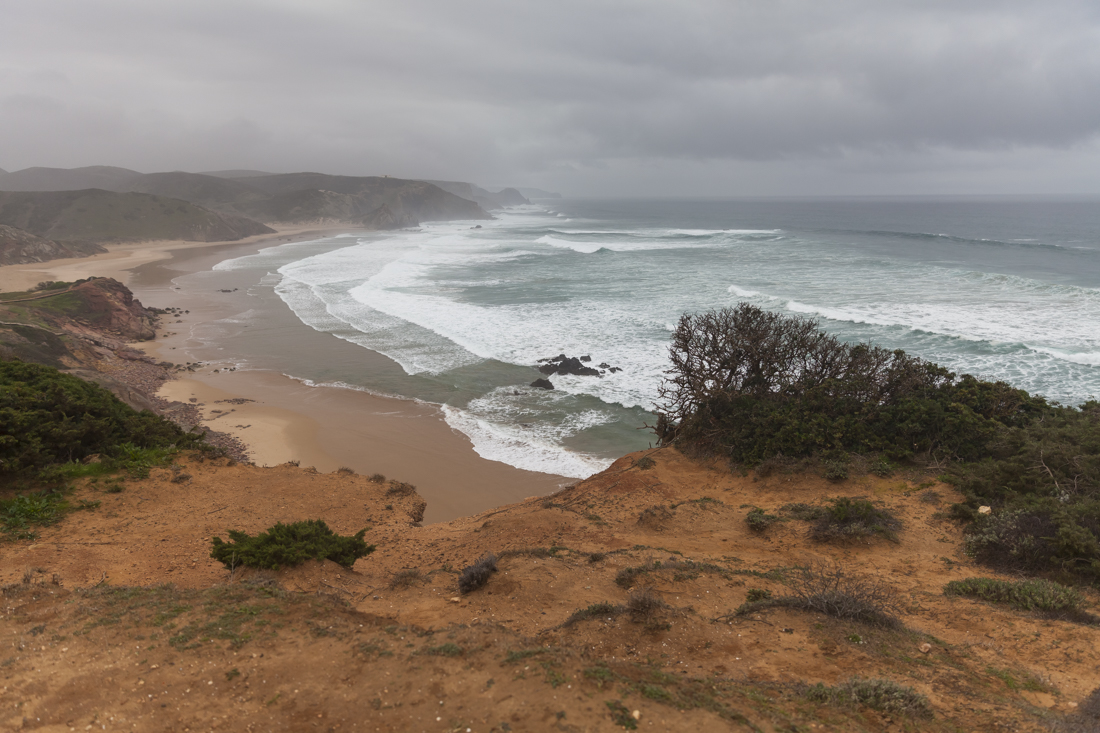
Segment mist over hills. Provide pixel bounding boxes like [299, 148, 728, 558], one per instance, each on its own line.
[0, 165, 552, 265]
[0, 189, 274, 246]
[0, 223, 106, 266]
[425, 180, 530, 210]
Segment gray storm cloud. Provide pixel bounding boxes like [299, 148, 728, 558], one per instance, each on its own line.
[2, 0, 1099, 194]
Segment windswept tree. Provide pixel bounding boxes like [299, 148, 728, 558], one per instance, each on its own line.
[654, 303, 1040, 462]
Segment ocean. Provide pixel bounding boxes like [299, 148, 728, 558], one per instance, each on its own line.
[191, 196, 1100, 479]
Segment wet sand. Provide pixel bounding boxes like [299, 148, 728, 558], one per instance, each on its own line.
[115, 229, 570, 523]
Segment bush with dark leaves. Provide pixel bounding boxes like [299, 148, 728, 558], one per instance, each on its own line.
[458, 553, 497, 595]
[210, 519, 374, 570]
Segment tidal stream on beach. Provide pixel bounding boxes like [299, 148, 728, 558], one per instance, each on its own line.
[152, 196, 1100, 481]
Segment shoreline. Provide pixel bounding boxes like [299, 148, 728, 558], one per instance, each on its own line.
[10, 225, 571, 523]
[0, 226, 330, 292]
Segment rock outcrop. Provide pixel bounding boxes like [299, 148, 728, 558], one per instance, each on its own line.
[537, 353, 605, 377]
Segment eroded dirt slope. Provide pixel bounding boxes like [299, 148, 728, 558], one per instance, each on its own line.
[4, 447, 1099, 732]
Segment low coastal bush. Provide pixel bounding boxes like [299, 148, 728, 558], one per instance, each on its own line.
[811, 498, 901, 543]
[745, 507, 780, 532]
[738, 562, 902, 628]
[654, 304, 1100, 582]
[1, 489, 70, 540]
[943, 577, 1094, 622]
[563, 601, 621, 627]
[458, 553, 497, 594]
[209, 519, 374, 570]
[0, 359, 202, 478]
[804, 678, 933, 719]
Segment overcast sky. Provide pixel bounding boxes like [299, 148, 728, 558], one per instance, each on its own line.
[3, 0, 1100, 196]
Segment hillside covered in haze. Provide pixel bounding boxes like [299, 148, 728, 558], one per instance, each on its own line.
[0, 165, 543, 265]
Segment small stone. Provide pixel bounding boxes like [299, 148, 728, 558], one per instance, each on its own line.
[919, 643, 932, 653]
[632, 710, 641, 720]
[978, 506, 992, 514]
[450, 597, 461, 603]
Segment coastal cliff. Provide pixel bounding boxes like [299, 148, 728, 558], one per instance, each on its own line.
[3, 446, 1098, 731]
[2, 282, 1097, 732]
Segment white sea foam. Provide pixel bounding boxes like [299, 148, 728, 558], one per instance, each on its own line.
[242, 202, 1100, 476]
[441, 388, 617, 477]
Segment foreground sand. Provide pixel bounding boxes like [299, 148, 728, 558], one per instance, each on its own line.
[4, 448, 1097, 731]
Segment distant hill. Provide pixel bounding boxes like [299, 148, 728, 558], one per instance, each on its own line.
[0, 189, 274, 243]
[0, 166, 142, 192]
[0, 224, 106, 266]
[0, 166, 495, 233]
[515, 187, 562, 199]
[115, 171, 270, 218]
[237, 173, 491, 225]
[425, 180, 530, 210]
[199, 169, 275, 179]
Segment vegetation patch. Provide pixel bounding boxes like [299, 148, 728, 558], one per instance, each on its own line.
[738, 562, 902, 628]
[636, 504, 674, 530]
[615, 559, 729, 588]
[810, 497, 901, 543]
[425, 642, 463, 657]
[458, 553, 497, 595]
[653, 303, 1100, 582]
[745, 507, 780, 532]
[943, 577, 1096, 624]
[0, 360, 202, 480]
[625, 588, 668, 627]
[804, 677, 933, 719]
[563, 602, 621, 627]
[388, 569, 425, 590]
[210, 519, 374, 570]
[780, 503, 827, 521]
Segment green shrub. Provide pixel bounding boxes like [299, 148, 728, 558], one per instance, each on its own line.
[0, 360, 201, 477]
[812, 497, 901, 543]
[805, 678, 933, 718]
[209, 519, 374, 570]
[745, 507, 780, 532]
[943, 577, 1094, 622]
[1, 489, 68, 539]
[869, 456, 895, 477]
[745, 588, 772, 603]
[652, 305, 1100, 581]
[823, 460, 849, 481]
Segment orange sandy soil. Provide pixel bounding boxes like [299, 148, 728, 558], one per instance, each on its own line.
[3, 447, 1098, 732]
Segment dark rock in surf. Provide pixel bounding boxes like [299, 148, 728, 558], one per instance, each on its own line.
[537, 353, 601, 377]
[530, 378, 554, 390]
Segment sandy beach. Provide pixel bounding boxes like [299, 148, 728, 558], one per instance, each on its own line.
[0, 227, 326, 293]
[3, 226, 570, 522]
